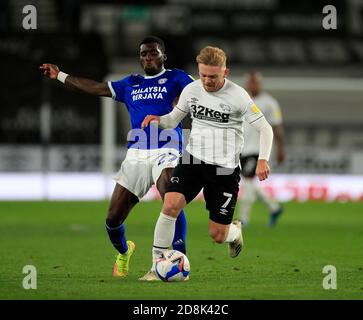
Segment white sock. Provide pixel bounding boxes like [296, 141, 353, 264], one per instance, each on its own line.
[239, 179, 256, 224]
[224, 223, 240, 243]
[151, 212, 176, 271]
[254, 181, 280, 212]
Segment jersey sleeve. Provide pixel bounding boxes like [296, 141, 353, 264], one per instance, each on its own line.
[108, 77, 129, 102]
[240, 90, 264, 124]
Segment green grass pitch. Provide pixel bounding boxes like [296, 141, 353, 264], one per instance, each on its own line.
[0, 200, 362, 300]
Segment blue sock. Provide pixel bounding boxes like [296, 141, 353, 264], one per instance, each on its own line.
[105, 221, 128, 254]
[172, 209, 187, 254]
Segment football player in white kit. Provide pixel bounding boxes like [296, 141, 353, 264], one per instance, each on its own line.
[239, 71, 286, 227]
[140, 46, 274, 280]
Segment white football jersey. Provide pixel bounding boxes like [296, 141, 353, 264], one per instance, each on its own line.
[176, 79, 264, 168]
[242, 92, 282, 156]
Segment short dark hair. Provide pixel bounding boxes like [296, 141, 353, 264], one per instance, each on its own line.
[140, 36, 165, 53]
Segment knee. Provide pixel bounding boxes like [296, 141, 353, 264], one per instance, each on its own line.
[209, 229, 227, 244]
[162, 203, 181, 217]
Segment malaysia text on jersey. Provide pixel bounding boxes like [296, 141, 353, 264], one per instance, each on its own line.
[108, 68, 193, 151]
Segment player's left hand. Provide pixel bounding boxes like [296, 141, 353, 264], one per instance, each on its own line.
[255, 159, 270, 181]
[141, 115, 160, 129]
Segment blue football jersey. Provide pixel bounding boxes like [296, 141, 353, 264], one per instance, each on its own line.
[108, 68, 194, 151]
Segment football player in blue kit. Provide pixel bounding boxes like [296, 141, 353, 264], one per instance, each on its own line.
[40, 36, 193, 279]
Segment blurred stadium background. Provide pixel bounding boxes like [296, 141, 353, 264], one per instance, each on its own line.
[1, 0, 363, 201]
[1, 0, 363, 301]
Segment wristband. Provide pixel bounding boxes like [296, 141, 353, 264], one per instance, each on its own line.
[57, 71, 69, 83]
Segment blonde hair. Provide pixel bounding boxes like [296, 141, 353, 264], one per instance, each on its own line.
[196, 46, 227, 67]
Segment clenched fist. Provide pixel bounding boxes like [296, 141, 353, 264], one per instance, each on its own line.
[39, 63, 59, 79]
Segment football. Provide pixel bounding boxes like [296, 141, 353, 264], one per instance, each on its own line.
[155, 250, 190, 282]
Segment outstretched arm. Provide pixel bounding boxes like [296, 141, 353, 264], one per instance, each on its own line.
[39, 63, 111, 97]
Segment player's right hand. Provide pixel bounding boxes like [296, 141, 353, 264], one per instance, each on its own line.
[141, 115, 160, 129]
[39, 63, 59, 79]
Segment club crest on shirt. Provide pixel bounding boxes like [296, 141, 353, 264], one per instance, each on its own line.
[219, 103, 231, 112]
[158, 78, 168, 84]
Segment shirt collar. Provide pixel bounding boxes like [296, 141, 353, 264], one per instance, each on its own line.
[144, 68, 166, 79]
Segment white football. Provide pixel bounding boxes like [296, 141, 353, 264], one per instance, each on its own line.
[155, 250, 190, 282]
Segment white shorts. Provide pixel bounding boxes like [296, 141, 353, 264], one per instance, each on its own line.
[114, 148, 181, 200]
